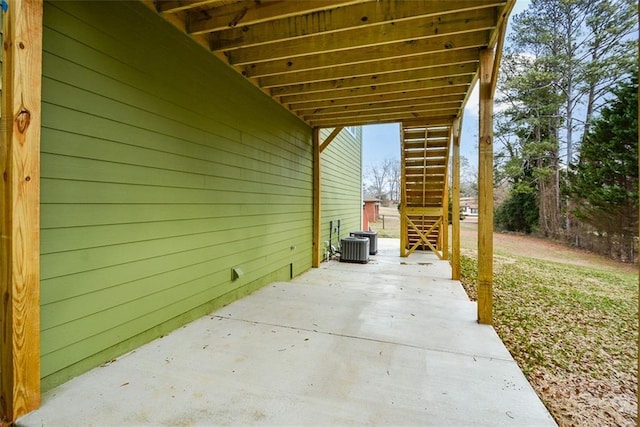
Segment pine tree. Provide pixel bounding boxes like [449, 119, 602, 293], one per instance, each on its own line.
[495, 51, 564, 235]
[566, 73, 638, 260]
[495, 0, 637, 239]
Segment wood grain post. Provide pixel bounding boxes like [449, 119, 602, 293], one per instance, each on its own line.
[441, 145, 449, 260]
[312, 127, 321, 267]
[1, 0, 43, 423]
[399, 125, 407, 256]
[477, 48, 494, 325]
[451, 117, 462, 280]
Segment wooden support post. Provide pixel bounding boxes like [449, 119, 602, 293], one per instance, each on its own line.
[1, 0, 43, 423]
[477, 48, 495, 325]
[399, 125, 408, 256]
[441, 150, 449, 260]
[312, 127, 321, 267]
[451, 117, 462, 280]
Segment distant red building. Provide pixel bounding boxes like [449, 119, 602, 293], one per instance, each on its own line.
[362, 199, 380, 231]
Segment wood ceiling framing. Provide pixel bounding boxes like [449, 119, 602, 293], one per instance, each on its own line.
[149, 0, 514, 128]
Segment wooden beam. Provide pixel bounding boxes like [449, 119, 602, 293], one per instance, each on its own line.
[273, 62, 477, 99]
[306, 103, 461, 123]
[441, 128, 451, 260]
[402, 118, 456, 128]
[1, 0, 43, 423]
[189, 0, 366, 34]
[244, 30, 490, 78]
[477, 48, 494, 325]
[489, 20, 507, 96]
[155, 0, 220, 14]
[310, 105, 461, 121]
[405, 207, 442, 216]
[278, 76, 473, 105]
[288, 86, 467, 112]
[400, 125, 408, 257]
[319, 127, 343, 153]
[310, 115, 456, 128]
[308, 108, 460, 127]
[309, 110, 460, 128]
[211, 1, 505, 51]
[488, 0, 516, 48]
[227, 9, 498, 65]
[297, 95, 465, 117]
[312, 128, 321, 268]
[456, 4, 514, 121]
[142, 1, 213, 51]
[262, 55, 479, 91]
[451, 117, 462, 280]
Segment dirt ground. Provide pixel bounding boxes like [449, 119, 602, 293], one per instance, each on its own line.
[369, 208, 636, 275]
[459, 221, 637, 275]
[369, 206, 401, 238]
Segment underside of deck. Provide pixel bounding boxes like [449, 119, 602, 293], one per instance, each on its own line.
[1, 2, 512, 420]
[18, 239, 554, 426]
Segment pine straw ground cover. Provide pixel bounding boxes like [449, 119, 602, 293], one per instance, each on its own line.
[460, 252, 637, 426]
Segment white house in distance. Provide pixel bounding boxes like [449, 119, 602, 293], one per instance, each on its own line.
[461, 197, 479, 217]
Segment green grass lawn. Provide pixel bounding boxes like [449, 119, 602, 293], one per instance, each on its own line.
[460, 253, 638, 426]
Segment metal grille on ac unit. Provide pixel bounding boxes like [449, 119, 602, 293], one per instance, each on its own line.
[340, 237, 369, 263]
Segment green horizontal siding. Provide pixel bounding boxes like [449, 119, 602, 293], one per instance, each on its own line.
[320, 128, 363, 258]
[40, 1, 312, 389]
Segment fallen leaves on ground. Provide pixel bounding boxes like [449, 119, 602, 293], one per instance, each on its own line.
[460, 252, 638, 427]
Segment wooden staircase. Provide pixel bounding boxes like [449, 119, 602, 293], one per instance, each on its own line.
[400, 123, 452, 258]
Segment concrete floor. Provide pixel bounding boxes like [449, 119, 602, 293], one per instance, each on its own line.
[19, 238, 556, 426]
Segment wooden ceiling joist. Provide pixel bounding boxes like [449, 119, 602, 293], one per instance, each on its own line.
[156, 0, 223, 14]
[296, 95, 465, 117]
[310, 110, 459, 128]
[225, 9, 498, 65]
[242, 30, 491, 78]
[260, 53, 480, 90]
[150, 0, 515, 129]
[303, 102, 462, 122]
[279, 76, 474, 105]
[187, 0, 368, 34]
[269, 66, 476, 100]
[210, 1, 504, 52]
[287, 86, 468, 111]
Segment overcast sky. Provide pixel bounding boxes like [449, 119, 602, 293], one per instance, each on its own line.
[362, 1, 531, 169]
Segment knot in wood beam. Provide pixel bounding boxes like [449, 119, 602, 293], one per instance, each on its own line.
[479, 135, 492, 147]
[16, 107, 31, 135]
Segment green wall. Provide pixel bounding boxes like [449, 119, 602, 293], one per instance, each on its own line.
[320, 128, 363, 259]
[39, 1, 317, 389]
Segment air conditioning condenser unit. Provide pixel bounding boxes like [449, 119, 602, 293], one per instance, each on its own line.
[340, 237, 369, 263]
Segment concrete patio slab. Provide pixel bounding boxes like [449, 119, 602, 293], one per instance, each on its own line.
[18, 238, 556, 426]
